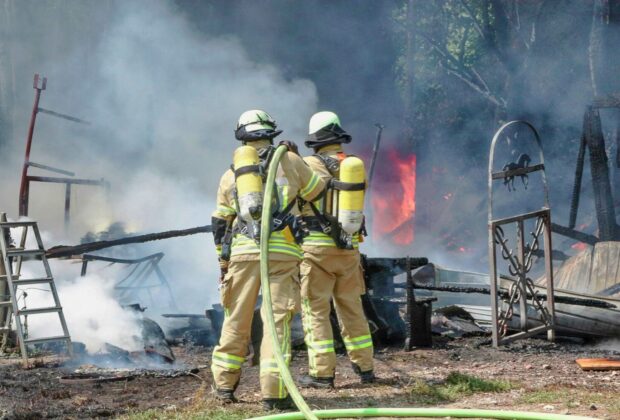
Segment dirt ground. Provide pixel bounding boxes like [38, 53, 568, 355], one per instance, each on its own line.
[0, 336, 619, 419]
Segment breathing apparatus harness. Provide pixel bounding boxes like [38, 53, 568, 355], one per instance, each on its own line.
[302, 152, 366, 249]
[230, 146, 305, 247]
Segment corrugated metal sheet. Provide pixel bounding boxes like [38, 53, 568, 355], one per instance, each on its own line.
[541, 241, 620, 298]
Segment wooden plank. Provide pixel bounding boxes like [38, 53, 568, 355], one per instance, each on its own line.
[576, 358, 620, 371]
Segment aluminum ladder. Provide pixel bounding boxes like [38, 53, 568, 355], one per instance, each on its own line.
[0, 216, 72, 362]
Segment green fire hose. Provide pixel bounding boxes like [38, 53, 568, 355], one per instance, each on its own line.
[253, 145, 594, 420]
[259, 145, 318, 420]
[250, 408, 595, 420]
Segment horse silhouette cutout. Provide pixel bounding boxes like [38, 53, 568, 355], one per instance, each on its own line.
[502, 153, 531, 191]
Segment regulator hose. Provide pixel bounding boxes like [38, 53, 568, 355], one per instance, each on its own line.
[255, 145, 593, 420]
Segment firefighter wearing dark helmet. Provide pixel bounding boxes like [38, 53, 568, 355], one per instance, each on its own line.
[298, 111, 375, 389]
[210, 110, 325, 410]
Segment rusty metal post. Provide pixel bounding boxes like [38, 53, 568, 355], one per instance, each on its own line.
[64, 183, 71, 231]
[19, 74, 46, 217]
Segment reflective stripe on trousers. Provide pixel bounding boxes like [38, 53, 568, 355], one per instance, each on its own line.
[212, 351, 245, 370]
[300, 250, 374, 377]
[343, 334, 373, 351]
[212, 259, 300, 398]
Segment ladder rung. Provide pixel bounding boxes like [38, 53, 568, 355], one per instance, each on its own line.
[12, 277, 53, 286]
[0, 301, 13, 308]
[5, 249, 44, 259]
[0, 327, 10, 333]
[18, 306, 61, 316]
[24, 335, 70, 345]
[0, 221, 36, 228]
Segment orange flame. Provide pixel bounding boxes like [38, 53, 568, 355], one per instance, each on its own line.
[371, 151, 416, 245]
[571, 242, 588, 251]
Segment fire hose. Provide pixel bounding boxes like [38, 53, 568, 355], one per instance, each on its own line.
[251, 145, 594, 420]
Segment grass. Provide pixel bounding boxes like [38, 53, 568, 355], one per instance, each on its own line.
[121, 407, 263, 420]
[408, 371, 516, 405]
[119, 385, 264, 420]
[518, 387, 620, 414]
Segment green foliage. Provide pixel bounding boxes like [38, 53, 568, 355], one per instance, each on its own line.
[407, 379, 451, 405]
[443, 371, 514, 395]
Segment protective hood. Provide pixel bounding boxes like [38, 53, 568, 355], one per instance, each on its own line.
[305, 123, 352, 149]
[235, 127, 282, 141]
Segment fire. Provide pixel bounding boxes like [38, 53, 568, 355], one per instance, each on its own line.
[371, 150, 416, 245]
[571, 242, 588, 251]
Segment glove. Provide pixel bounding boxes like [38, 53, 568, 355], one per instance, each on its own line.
[218, 259, 229, 285]
[278, 140, 299, 155]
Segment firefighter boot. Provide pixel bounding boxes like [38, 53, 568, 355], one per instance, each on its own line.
[214, 388, 238, 404]
[298, 374, 335, 389]
[262, 395, 295, 411]
[352, 362, 376, 384]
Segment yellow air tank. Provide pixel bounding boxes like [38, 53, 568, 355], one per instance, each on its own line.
[233, 145, 264, 226]
[338, 156, 366, 235]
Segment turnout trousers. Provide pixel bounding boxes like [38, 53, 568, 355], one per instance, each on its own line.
[300, 249, 374, 378]
[211, 257, 300, 399]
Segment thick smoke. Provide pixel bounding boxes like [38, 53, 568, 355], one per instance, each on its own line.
[0, 0, 318, 349]
[1, 1, 617, 351]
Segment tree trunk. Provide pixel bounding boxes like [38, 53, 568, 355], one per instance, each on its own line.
[589, 0, 620, 97]
[490, 0, 537, 123]
[404, 0, 416, 150]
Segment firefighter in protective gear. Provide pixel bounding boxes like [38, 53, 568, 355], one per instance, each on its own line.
[298, 111, 375, 389]
[211, 110, 325, 410]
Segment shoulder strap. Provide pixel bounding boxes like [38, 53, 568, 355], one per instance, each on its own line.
[314, 153, 341, 176]
[233, 164, 262, 178]
[231, 146, 275, 180]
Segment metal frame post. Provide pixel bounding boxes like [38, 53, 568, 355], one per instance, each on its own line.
[19, 74, 46, 217]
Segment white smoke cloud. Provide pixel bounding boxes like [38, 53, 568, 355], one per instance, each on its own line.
[53, 273, 143, 353]
[0, 0, 319, 348]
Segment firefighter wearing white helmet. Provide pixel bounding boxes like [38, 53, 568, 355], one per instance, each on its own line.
[298, 111, 375, 389]
[210, 109, 325, 411]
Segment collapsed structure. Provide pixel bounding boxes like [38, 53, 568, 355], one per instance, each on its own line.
[1, 74, 620, 369]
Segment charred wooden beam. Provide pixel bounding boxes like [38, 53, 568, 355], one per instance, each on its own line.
[584, 107, 619, 240]
[46, 225, 212, 258]
[409, 283, 616, 309]
[550, 223, 598, 245]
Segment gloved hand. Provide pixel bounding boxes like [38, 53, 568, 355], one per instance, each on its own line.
[218, 259, 229, 286]
[278, 140, 299, 155]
